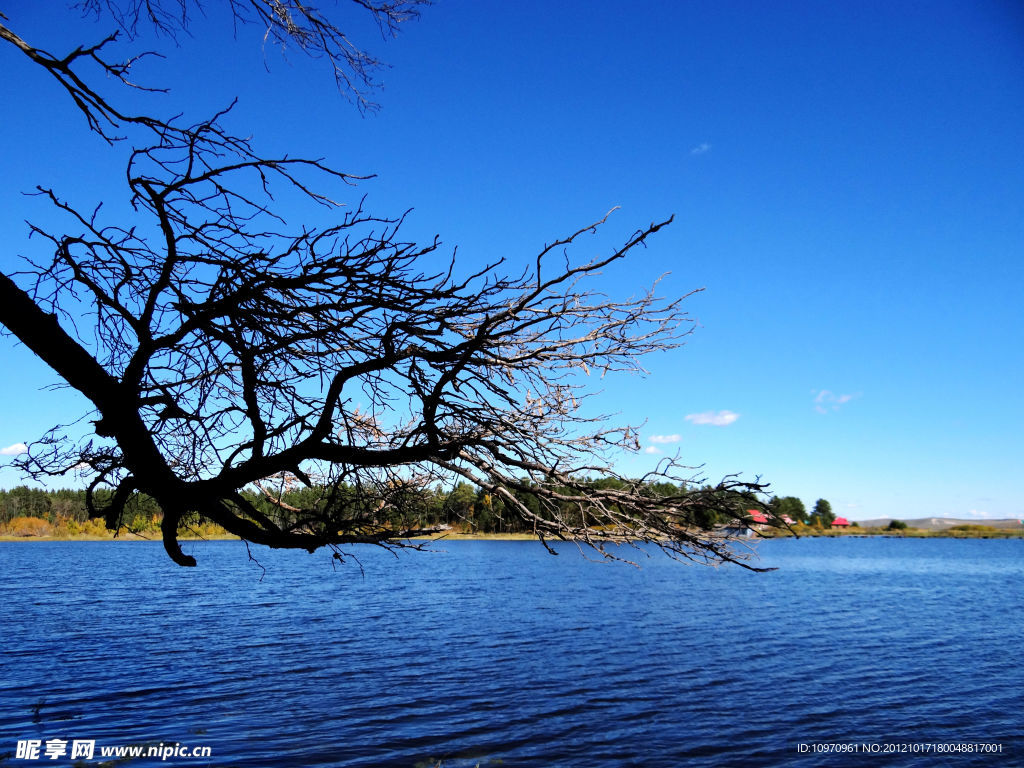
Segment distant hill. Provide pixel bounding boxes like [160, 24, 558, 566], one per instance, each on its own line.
[856, 517, 1024, 531]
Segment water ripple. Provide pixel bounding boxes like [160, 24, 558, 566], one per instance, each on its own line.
[1, 538, 1021, 766]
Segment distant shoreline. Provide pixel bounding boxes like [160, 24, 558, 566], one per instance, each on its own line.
[762, 529, 1024, 540]
[2, 529, 1022, 543]
[0, 531, 538, 543]
[0, 533, 240, 543]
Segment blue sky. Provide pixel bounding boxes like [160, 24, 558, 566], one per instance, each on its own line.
[1, 1, 1022, 520]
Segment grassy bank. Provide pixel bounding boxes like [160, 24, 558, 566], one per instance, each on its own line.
[0, 529, 532, 543]
[0, 516, 535, 543]
[0, 515, 238, 542]
[3, 517, 1022, 543]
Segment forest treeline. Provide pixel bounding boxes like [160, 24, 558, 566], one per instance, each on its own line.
[0, 481, 820, 536]
[768, 496, 838, 527]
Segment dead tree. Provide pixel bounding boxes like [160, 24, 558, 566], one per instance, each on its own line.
[0, 3, 775, 568]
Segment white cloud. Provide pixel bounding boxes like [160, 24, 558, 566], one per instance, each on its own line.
[685, 410, 739, 426]
[648, 434, 681, 444]
[643, 446, 661, 455]
[690, 142, 711, 156]
[0, 442, 27, 456]
[813, 389, 860, 414]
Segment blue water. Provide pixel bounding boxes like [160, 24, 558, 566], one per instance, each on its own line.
[1, 537, 1021, 767]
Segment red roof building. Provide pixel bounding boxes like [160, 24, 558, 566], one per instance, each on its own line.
[831, 517, 850, 527]
[747, 509, 768, 524]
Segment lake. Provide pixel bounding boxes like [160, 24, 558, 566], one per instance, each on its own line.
[1, 537, 1021, 766]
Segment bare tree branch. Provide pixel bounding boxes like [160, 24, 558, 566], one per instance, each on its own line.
[0, 4, 777, 569]
[74, 0, 429, 111]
